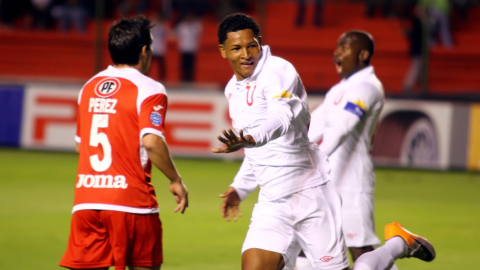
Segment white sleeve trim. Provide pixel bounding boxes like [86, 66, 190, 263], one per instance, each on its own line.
[140, 128, 165, 142]
[72, 203, 160, 214]
[75, 135, 81, 143]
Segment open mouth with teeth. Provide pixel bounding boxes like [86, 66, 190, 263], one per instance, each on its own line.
[241, 61, 254, 67]
[334, 59, 342, 74]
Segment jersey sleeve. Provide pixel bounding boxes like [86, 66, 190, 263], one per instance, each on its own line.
[75, 87, 84, 143]
[75, 111, 81, 143]
[342, 82, 381, 119]
[244, 73, 307, 147]
[230, 158, 258, 201]
[319, 83, 381, 156]
[139, 93, 168, 140]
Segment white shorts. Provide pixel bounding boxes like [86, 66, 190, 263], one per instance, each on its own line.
[339, 190, 380, 248]
[242, 181, 349, 270]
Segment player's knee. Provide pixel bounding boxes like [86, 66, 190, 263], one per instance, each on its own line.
[349, 246, 374, 262]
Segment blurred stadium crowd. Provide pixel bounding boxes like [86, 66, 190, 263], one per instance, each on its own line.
[1, 0, 479, 96]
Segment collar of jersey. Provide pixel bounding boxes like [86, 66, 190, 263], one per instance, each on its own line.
[342, 66, 374, 84]
[107, 65, 142, 74]
[235, 45, 271, 86]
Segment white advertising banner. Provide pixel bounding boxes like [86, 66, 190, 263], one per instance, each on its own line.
[21, 83, 81, 150]
[20, 85, 246, 158]
[18, 84, 453, 169]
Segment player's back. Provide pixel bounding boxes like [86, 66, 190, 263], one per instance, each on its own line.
[73, 66, 168, 213]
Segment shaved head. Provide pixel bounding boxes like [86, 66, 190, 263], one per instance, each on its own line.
[334, 30, 375, 78]
[344, 30, 374, 64]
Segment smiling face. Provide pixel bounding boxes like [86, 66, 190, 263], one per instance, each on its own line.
[333, 33, 368, 79]
[218, 29, 262, 81]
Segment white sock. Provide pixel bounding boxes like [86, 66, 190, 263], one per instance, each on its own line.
[383, 236, 408, 260]
[353, 246, 395, 270]
[295, 256, 315, 270]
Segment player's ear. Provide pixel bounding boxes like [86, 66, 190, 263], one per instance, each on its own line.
[219, 44, 227, 58]
[359, 50, 370, 63]
[257, 36, 262, 47]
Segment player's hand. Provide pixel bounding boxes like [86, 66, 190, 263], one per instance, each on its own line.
[219, 186, 242, 222]
[169, 180, 188, 214]
[211, 129, 255, 154]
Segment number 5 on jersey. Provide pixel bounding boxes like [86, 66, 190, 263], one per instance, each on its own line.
[89, 114, 112, 172]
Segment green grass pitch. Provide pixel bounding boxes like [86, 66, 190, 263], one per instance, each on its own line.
[0, 148, 479, 269]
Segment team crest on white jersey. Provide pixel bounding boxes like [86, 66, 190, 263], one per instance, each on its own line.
[246, 81, 257, 106]
[95, 77, 121, 98]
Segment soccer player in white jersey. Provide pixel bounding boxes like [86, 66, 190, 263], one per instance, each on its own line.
[296, 31, 397, 270]
[212, 13, 435, 270]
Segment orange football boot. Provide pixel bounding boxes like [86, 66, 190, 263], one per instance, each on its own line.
[384, 222, 436, 262]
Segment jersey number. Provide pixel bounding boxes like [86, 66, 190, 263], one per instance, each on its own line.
[89, 114, 112, 172]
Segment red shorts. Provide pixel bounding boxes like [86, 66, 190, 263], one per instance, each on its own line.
[60, 210, 163, 270]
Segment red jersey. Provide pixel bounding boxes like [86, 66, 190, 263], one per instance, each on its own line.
[73, 66, 167, 214]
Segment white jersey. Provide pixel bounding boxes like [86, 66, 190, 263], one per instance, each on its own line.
[226, 46, 330, 201]
[308, 66, 384, 193]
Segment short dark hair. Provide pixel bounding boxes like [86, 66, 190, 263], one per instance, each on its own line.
[108, 16, 153, 66]
[217, 13, 260, 44]
[346, 30, 375, 65]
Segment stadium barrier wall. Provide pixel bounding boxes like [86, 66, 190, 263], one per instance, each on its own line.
[0, 82, 479, 171]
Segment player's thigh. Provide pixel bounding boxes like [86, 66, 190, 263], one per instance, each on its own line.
[295, 183, 349, 270]
[341, 191, 380, 248]
[68, 268, 108, 270]
[104, 211, 163, 268]
[242, 248, 284, 270]
[242, 200, 298, 269]
[129, 213, 163, 267]
[59, 210, 113, 269]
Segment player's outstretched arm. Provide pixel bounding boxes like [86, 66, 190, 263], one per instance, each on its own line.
[219, 186, 242, 222]
[211, 129, 256, 153]
[142, 133, 189, 214]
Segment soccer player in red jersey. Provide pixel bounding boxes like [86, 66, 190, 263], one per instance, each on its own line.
[60, 16, 188, 270]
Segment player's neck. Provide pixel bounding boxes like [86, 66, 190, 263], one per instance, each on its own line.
[345, 65, 369, 79]
[113, 64, 143, 74]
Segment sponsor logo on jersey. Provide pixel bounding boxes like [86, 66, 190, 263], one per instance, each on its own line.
[153, 105, 164, 111]
[273, 90, 292, 99]
[319, 256, 334, 262]
[150, 111, 162, 126]
[344, 100, 366, 118]
[76, 174, 128, 189]
[95, 77, 121, 98]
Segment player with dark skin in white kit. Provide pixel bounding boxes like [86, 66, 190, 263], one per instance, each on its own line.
[298, 31, 397, 270]
[212, 13, 435, 270]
